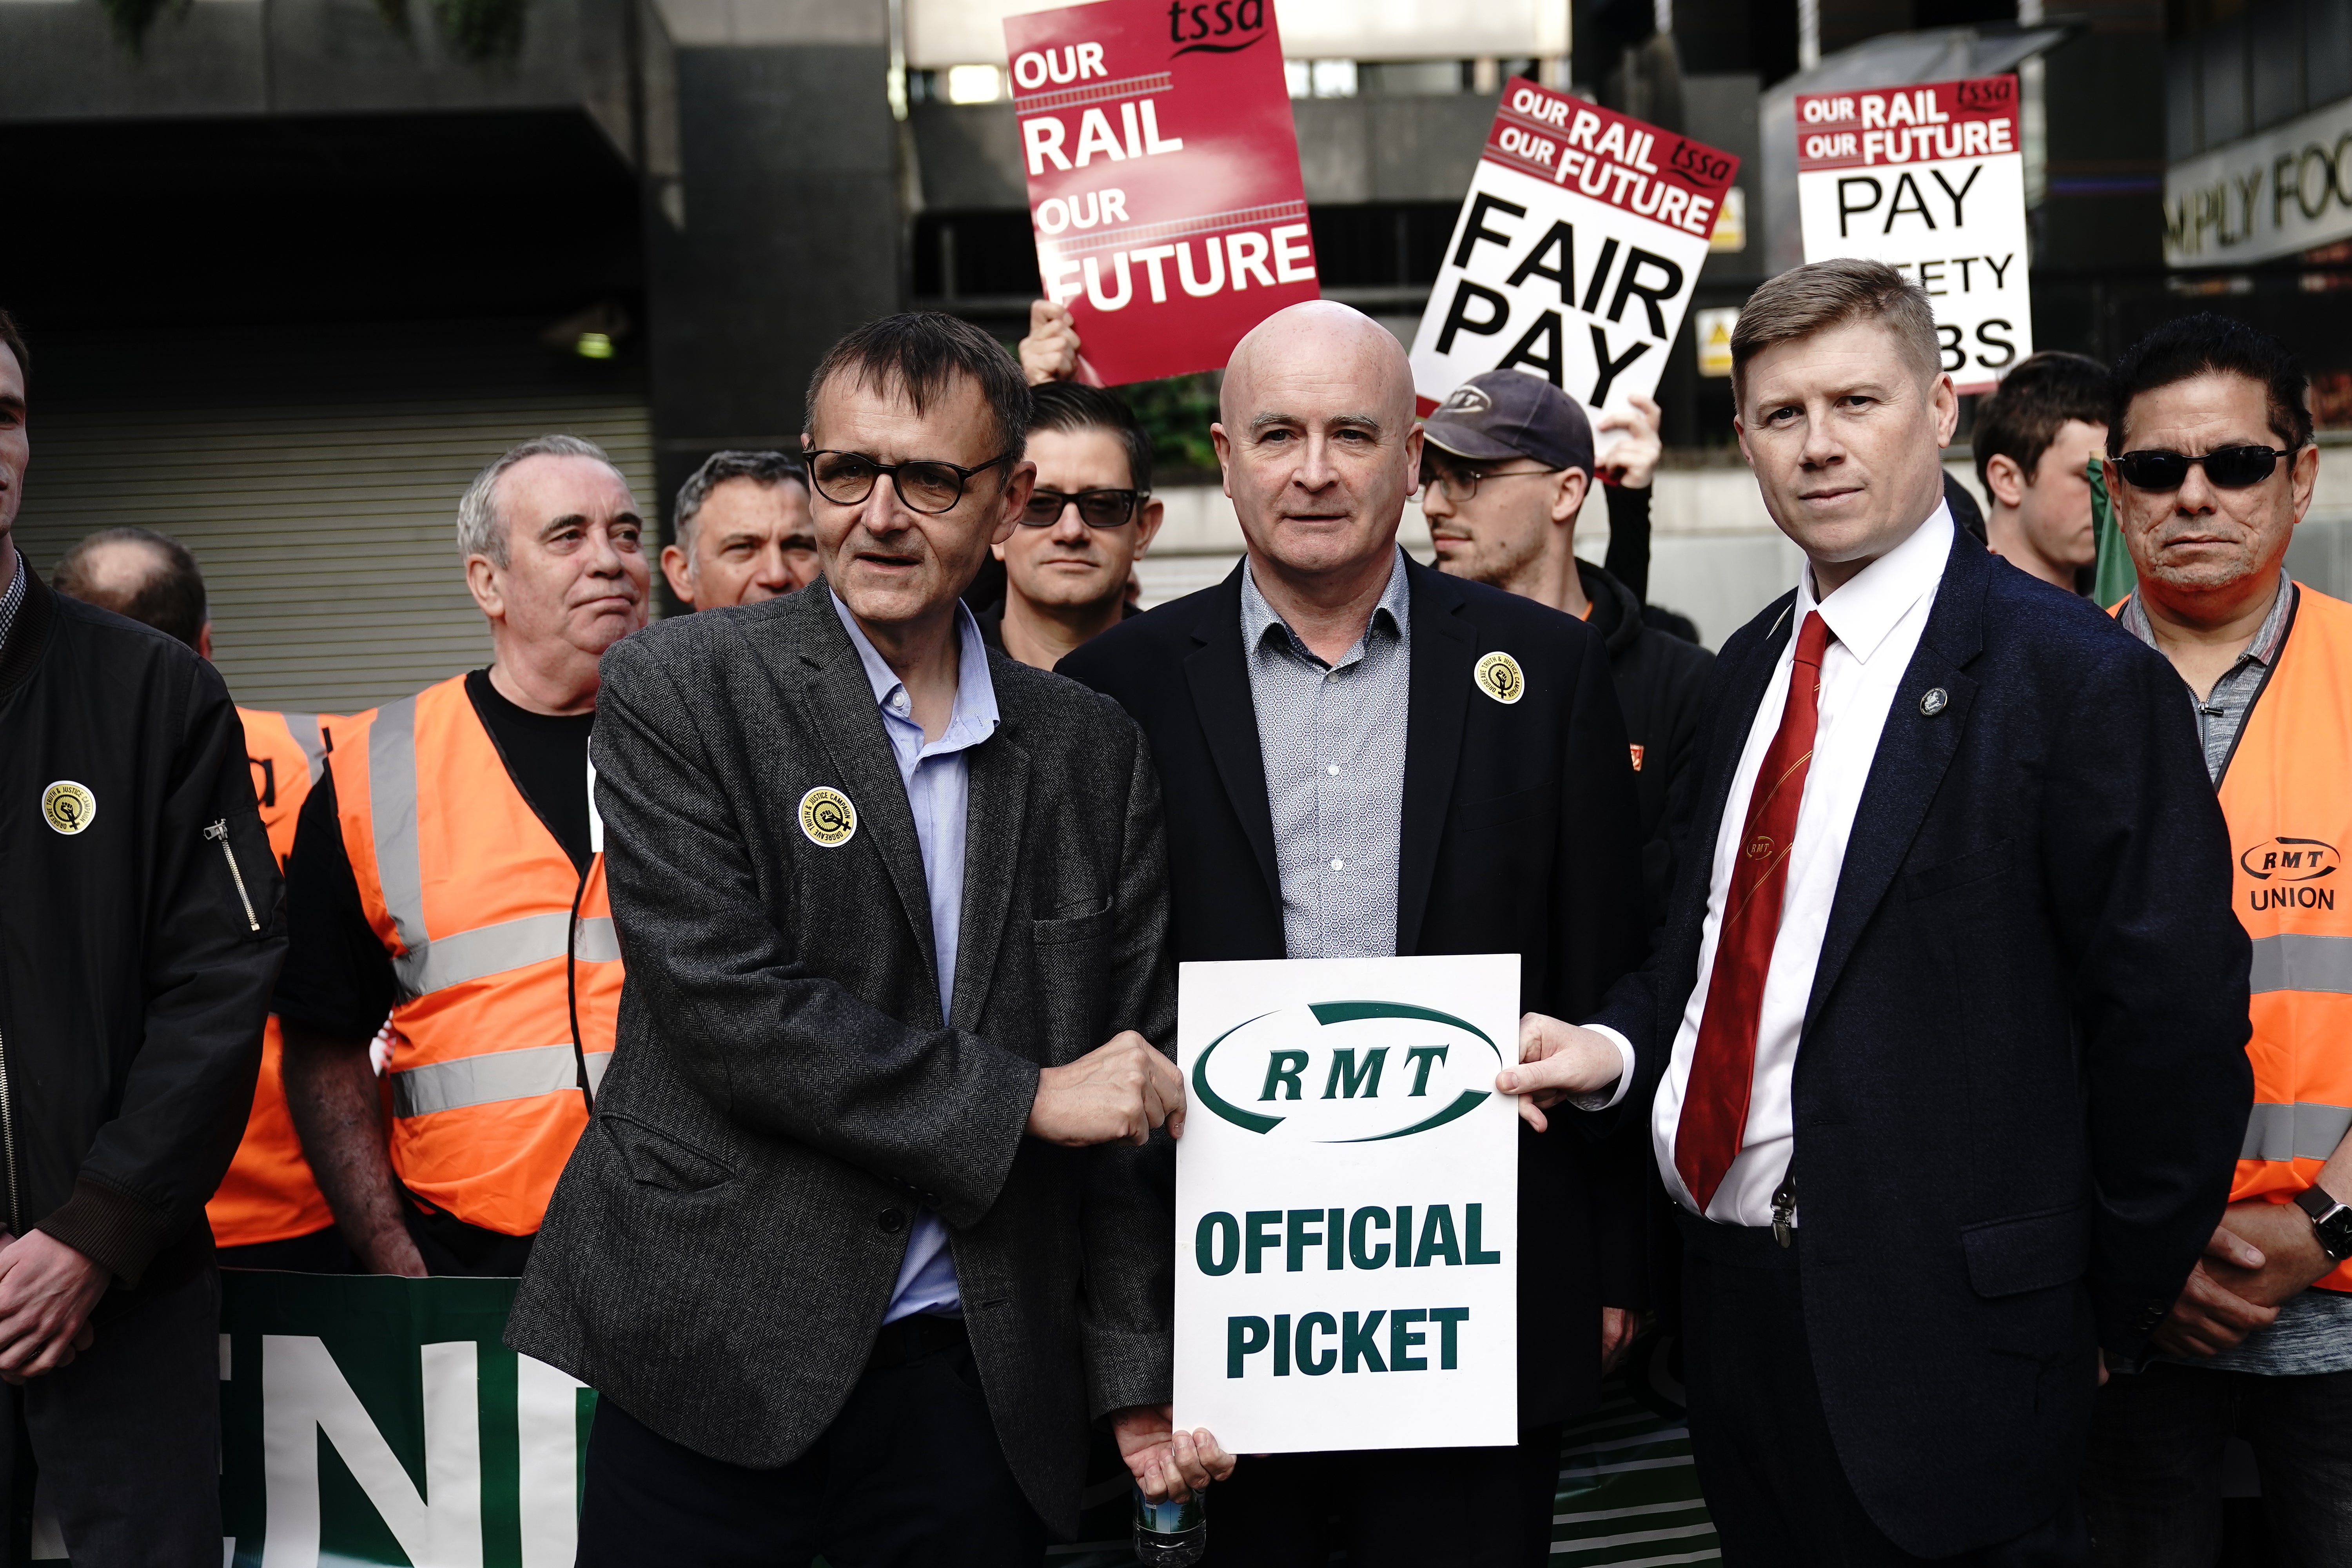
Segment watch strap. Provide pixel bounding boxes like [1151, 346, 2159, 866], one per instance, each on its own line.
[2294, 1185, 2352, 1263]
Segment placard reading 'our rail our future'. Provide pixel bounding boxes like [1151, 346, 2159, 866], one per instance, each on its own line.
[1006, 0, 1318, 386]
[1173, 954, 1521, 1454]
[1409, 80, 1738, 446]
[1795, 76, 2031, 396]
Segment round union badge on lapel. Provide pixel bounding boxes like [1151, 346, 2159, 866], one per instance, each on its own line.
[1920, 687, 1950, 717]
[42, 780, 97, 836]
[1473, 651, 1525, 705]
[797, 786, 857, 848]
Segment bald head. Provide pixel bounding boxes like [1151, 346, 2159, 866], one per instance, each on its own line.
[1212, 302, 1425, 610]
[1221, 301, 1417, 430]
[53, 527, 211, 651]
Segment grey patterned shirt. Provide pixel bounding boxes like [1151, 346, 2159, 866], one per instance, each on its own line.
[1241, 550, 1412, 960]
[2120, 578, 2295, 784]
[0, 546, 22, 658]
[2123, 576, 2352, 1377]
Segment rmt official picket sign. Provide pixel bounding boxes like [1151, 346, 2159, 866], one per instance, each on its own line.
[1795, 75, 2032, 395]
[1006, 0, 1318, 385]
[1173, 954, 1520, 1453]
[1409, 79, 1739, 452]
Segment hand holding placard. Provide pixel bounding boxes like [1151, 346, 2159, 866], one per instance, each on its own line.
[1498, 1012, 1627, 1132]
[1029, 1029, 1187, 1146]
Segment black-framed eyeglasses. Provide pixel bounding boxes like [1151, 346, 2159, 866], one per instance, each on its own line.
[804, 448, 1017, 514]
[1417, 461, 1562, 503]
[2112, 446, 2297, 492]
[1021, 487, 1146, 528]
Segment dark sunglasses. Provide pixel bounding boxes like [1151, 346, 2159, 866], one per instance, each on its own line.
[2112, 446, 2296, 492]
[804, 449, 1016, 514]
[1021, 487, 1144, 528]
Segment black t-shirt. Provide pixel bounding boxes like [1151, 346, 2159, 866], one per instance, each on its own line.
[272, 670, 595, 1043]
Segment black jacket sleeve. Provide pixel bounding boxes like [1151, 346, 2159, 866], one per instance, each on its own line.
[1552, 622, 1650, 1134]
[37, 662, 285, 1285]
[271, 761, 401, 1043]
[1602, 484, 1654, 606]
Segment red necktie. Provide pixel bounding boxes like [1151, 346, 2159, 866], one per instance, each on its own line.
[1675, 610, 1831, 1212]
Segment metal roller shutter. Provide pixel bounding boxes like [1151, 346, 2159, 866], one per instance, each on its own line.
[15, 394, 656, 713]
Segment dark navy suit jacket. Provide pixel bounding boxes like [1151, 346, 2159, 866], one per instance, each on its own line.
[1595, 526, 2252, 1555]
[1061, 554, 1650, 1431]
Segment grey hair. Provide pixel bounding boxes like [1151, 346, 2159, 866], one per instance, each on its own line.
[456, 434, 630, 566]
[671, 450, 808, 558]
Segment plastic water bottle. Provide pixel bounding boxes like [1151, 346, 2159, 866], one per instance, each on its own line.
[1132, 1485, 1206, 1566]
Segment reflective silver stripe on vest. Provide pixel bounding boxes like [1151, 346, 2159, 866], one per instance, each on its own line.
[2249, 933, 2352, 996]
[284, 711, 328, 776]
[389, 912, 619, 997]
[391, 1045, 613, 1118]
[368, 696, 430, 973]
[2241, 1101, 2352, 1163]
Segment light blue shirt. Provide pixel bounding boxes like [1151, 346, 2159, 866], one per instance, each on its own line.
[831, 592, 1001, 1323]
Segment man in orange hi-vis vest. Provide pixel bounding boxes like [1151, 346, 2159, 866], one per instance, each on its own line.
[48, 528, 350, 1270]
[274, 434, 648, 1276]
[2079, 315, 2352, 1559]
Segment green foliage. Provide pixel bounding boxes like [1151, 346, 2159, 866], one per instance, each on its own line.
[97, 0, 180, 51]
[1122, 372, 1223, 482]
[431, 0, 529, 61]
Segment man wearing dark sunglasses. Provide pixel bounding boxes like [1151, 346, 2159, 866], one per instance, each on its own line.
[2080, 314, 2352, 1561]
[981, 381, 1164, 670]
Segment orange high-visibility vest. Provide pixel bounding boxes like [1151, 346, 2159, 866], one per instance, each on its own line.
[208, 708, 338, 1249]
[332, 675, 622, 1236]
[2214, 585, 2352, 1291]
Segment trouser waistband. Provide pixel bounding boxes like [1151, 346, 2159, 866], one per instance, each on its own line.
[1673, 1204, 1800, 1270]
[867, 1312, 967, 1372]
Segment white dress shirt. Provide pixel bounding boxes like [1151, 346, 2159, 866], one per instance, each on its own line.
[1641, 503, 1953, 1226]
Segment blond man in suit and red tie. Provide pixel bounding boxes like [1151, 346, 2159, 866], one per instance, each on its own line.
[1505, 260, 2252, 1565]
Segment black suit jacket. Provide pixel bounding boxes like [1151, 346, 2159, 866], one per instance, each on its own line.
[1060, 553, 1649, 1429]
[1595, 529, 2251, 1555]
[506, 583, 1176, 1538]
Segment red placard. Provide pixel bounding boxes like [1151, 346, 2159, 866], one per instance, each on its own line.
[1479, 79, 1738, 240]
[1006, 0, 1318, 386]
[1794, 76, 2019, 172]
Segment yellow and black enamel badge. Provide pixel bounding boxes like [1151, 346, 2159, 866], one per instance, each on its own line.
[797, 786, 857, 848]
[1473, 651, 1525, 705]
[42, 780, 97, 835]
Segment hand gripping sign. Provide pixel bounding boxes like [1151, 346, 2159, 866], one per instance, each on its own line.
[1410, 80, 1738, 435]
[1174, 954, 1521, 1453]
[1006, 0, 1319, 386]
[1796, 76, 2031, 395]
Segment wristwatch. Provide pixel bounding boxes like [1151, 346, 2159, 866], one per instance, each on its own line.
[2294, 1183, 2352, 1264]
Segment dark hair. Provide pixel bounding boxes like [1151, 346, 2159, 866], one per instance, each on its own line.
[1973, 351, 2111, 492]
[1730, 258, 1940, 400]
[672, 450, 807, 554]
[1027, 381, 1153, 494]
[52, 526, 208, 648]
[2109, 313, 2312, 457]
[0, 307, 26, 391]
[804, 312, 1032, 466]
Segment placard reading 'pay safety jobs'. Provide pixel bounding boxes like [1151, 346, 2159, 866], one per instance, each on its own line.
[1173, 954, 1520, 1454]
[1409, 80, 1738, 434]
[1007, 0, 1318, 386]
[1796, 76, 2031, 396]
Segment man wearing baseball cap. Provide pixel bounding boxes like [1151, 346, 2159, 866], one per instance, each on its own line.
[1423, 371, 1713, 925]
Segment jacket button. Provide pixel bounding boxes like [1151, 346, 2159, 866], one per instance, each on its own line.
[878, 1209, 906, 1234]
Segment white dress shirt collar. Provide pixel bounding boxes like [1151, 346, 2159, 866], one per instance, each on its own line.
[1797, 501, 1955, 668]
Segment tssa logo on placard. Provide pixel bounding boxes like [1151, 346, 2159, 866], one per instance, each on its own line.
[1191, 1001, 1503, 1142]
[1168, 0, 1269, 54]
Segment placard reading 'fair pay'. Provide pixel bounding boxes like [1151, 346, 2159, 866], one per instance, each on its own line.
[1007, 0, 1319, 386]
[1795, 76, 2031, 396]
[1173, 954, 1521, 1454]
[1409, 80, 1739, 444]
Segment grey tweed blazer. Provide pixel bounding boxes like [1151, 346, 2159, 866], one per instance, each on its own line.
[505, 580, 1177, 1537]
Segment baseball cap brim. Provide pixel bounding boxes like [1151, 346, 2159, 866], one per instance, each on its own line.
[1420, 420, 1531, 463]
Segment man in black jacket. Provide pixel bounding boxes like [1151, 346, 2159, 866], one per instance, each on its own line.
[0, 310, 285, 1563]
[1421, 373, 1713, 925]
[1060, 301, 1646, 1568]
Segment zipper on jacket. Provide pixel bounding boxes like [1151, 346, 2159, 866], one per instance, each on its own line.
[206, 819, 261, 932]
[0, 1024, 20, 1234]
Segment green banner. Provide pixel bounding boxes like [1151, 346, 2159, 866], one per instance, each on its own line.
[220, 1270, 593, 1568]
[213, 1271, 1710, 1566]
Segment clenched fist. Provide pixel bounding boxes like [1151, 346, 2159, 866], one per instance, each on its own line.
[1027, 1030, 1186, 1147]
